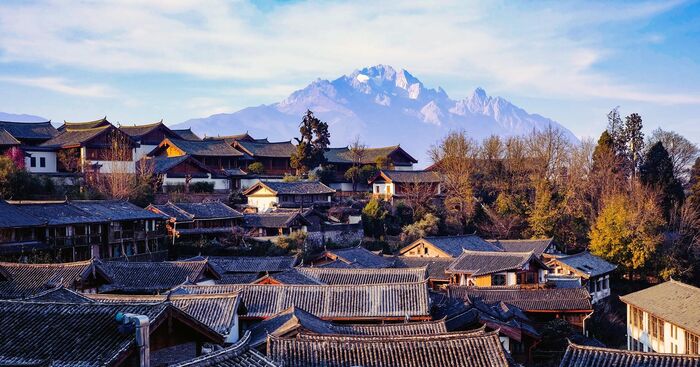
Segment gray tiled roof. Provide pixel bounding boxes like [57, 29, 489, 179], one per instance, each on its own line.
[118, 121, 170, 139]
[219, 273, 262, 284]
[319, 247, 395, 268]
[246, 181, 336, 195]
[40, 125, 114, 148]
[247, 307, 338, 347]
[0, 259, 98, 299]
[267, 330, 515, 367]
[446, 250, 538, 276]
[0, 121, 58, 141]
[409, 235, 502, 257]
[256, 269, 323, 285]
[0, 129, 20, 146]
[85, 292, 242, 336]
[70, 200, 167, 221]
[59, 117, 111, 131]
[550, 252, 617, 278]
[25, 286, 94, 303]
[243, 211, 308, 229]
[98, 259, 218, 293]
[324, 145, 417, 165]
[207, 256, 297, 273]
[172, 128, 202, 141]
[148, 202, 193, 222]
[620, 280, 700, 336]
[393, 256, 453, 280]
[165, 138, 244, 157]
[448, 286, 593, 311]
[172, 332, 278, 367]
[12, 201, 108, 225]
[489, 238, 555, 256]
[0, 200, 45, 228]
[0, 300, 171, 366]
[373, 170, 442, 183]
[149, 155, 210, 175]
[296, 267, 427, 285]
[235, 140, 295, 158]
[156, 202, 243, 220]
[559, 343, 700, 367]
[177, 282, 431, 319]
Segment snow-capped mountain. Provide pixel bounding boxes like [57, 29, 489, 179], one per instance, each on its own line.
[174, 65, 577, 166]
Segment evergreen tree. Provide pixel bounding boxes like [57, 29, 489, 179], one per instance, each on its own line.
[290, 110, 330, 174]
[640, 142, 684, 219]
[625, 113, 645, 178]
[361, 198, 388, 239]
[592, 131, 616, 173]
[688, 158, 700, 211]
[606, 107, 627, 157]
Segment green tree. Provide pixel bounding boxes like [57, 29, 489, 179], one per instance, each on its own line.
[247, 162, 264, 174]
[528, 179, 558, 239]
[400, 213, 439, 243]
[640, 141, 684, 220]
[361, 198, 388, 239]
[290, 110, 330, 174]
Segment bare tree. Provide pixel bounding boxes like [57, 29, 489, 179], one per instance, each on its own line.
[429, 130, 479, 233]
[525, 125, 571, 183]
[345, 136, 367, 192]
[400, 175, 438, 220]
[648, 128, 699, 184]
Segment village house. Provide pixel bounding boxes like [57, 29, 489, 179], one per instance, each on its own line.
[253, 266, 428, 286]
[0, 300, 224, 366]
[229, 138, 296, 177]
[399, 235, 502, 258]
[324, 145, 418, 192]
[0, 200, 46, 257]
[243, 181, 335, 211]
[266, 329, 514, 367]
[369, 169, 443, 203]
[487, 238, 561, 260]
[310, 246, 396, 268]
[242, 210, 310, 238]
[446, 250, 550, 287]
[2, 200, 168, 261]
[119, 120, 182, 159]
[170, 331, 278, 367]
[448, 286, 594, 332]
[394, 256, 454, 289]
[0, 120, 59, 173]
[547, 251, 617, 304]
[0, 259, 110, 298]
[559, 343, 700, 367]
[206, 255, 298, 284]
[621, 280, 700, 354]
[147, 201, 243, 242]
[175, 281, 432, 324]
[148, 154, 232, 192]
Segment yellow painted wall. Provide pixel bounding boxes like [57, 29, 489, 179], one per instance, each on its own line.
[474, 275, 491, 287]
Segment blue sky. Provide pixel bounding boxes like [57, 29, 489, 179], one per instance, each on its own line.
[0, 0, 699, 142]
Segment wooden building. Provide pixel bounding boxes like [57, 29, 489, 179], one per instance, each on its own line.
[266, 329, 515, 367]
[0, 120, 59, 173]
[231, 139, 296, 176]
[148, 154, 233, 192]
[448, 286, 594, 332]
[369, 169, 442, 203]
[0, 200, 46, 258]
[206, 255, 298, 284]
[171, 128, 202, 141]
[243, 181, 335, 211]
[621, 280, 700, 354]
[242, 211, 310, 238]
[119, 121, 182, 159]
[310, 246, 395, 268]
[399, 235, 502, 258]
[446, 250, 550, 287]
[559, 343, 700, 367]
[150, 137, 245, 174]
[0, 300, 224, 366]
[547, 251, 617, 304]
[324, 145, 418, 192]
[147, 201, 243, 242]
[175, 282, 432, 324]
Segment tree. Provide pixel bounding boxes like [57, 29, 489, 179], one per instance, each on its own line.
[429, 130, 478, 233]
[528, 178, 558, 239]
[607, 107, 627, 158]
[640, 142, 684, 220]
[647, 128, 699, 184]
[0, 156, 17, 199]
[4, 147, 24, 169]
[625, 113, 645, 178]
[400, 213, 439, 243]
[589, 191, 664, 275]
[361, 198, 388, 239]
[290, 110, 330, 174]
[525, 125, 570, 182]
[590, 131, 625, 214]
[247, 162, 264, 174]
[688, 158, 700, 211]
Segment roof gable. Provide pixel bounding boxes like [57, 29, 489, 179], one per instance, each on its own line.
[549, 252, 617, 278]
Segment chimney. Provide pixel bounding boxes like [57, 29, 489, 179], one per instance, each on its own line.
[116, 312, 151, 367]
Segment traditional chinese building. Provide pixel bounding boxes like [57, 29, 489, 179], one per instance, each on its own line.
[324, 145, 418, 192]
[547, 251, 617, 304]
[446, 250, 549, 287]
[147, 201, 243, 242]
[399, 235, 502, 258]
[369, 170, 442, 203]
[243, 181, 335, 211]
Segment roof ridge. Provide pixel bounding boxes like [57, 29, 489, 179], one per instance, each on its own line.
[567, 342, 700, 357]
[0, 120, 52, 124]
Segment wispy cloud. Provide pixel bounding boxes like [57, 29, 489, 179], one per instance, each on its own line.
[0, 76, 115, 98]
[0, 0, 696, 105]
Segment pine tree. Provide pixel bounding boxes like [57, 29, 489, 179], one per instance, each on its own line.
[290, 110, 330, 174]
[625, 113, 645, 178]
[640, 142, 684, 219]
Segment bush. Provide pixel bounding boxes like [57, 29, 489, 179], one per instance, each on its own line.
[274, 231, 308, 255]
[191, 182, 215, 193]
[400, 213, 439, 243]
[282, 174, 301, 182]
[247, 162, 264, 174]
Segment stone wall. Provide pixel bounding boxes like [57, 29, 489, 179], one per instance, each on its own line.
[307, 223, 364, 246]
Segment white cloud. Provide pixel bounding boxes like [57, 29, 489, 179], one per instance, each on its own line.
[0, 76, 115, 98]
[0, 0, 696, 105]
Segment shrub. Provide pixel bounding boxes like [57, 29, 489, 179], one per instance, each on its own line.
[247, 162, 264, 174]
[191, 182, 215, 193]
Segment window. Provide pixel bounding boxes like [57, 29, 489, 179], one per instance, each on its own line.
[671, 324, 678, 339]
[492, 274, 506, 286]
[39, 157, 46, 167]
[631, 307, 644, 328]
[30, 157, 36, 167]
[687, 333, 700, 355]
[649, 315, 664, 342]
